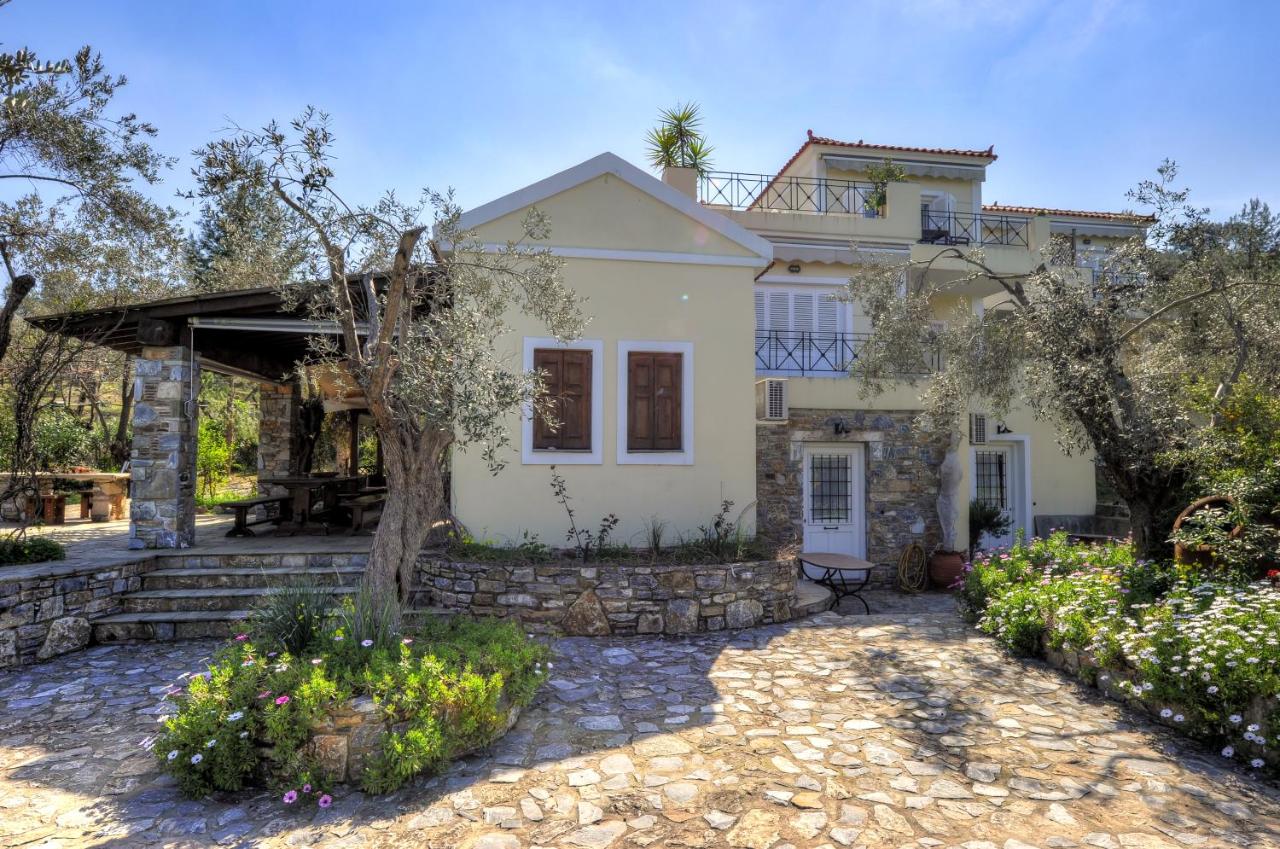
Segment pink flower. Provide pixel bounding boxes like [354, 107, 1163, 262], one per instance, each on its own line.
[401, 638, 413, 645]
[283, 789, 298, 804]
[257, 691, 271, 699]
[302, 783, 312, 794]
[275, 695, 290, 706]
[318, 794, 333, 809]
[234, 634, 248, 642]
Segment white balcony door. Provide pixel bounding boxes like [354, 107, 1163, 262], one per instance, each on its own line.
[754, 286, 857, 374]
[800, 445, 866, 570]
[971, 443, 1027, 549]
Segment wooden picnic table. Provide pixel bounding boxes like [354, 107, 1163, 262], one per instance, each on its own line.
[261, 475, 365, 533]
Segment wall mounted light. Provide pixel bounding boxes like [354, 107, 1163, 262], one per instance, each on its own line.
[787, 263, 801, 274]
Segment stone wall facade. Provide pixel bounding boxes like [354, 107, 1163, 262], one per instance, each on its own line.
[129, 346, 199, 549]
[0, 558, 156, 668]
[757, 408, 948, 586]
[416, 557, 797, 636]
[257, 380, 300, 498]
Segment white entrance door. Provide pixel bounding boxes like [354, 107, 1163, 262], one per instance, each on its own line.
[973, 444, 1016, 549]
[801, 446, 865, 575]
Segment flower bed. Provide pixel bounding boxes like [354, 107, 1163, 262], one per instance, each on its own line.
[153, 614, 548, 801]
[959, 532, 1280, 775]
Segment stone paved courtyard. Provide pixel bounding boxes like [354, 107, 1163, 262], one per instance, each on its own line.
[2, 609, 1279, 849]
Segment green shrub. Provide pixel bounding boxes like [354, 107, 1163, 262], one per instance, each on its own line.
[249, 577, 336, 656]
[155, 615, 548, 800]
[0, 536, 66, 566]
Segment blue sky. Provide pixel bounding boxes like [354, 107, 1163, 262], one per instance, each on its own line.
[6, 0, 1277, 222]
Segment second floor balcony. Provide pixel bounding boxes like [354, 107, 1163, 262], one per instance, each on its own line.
[919, 209, 1031, 247]
[756, 329, 940, 377]
[701, 171, 876, 215]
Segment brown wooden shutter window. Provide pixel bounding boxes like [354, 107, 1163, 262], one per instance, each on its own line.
[532, 349, 592, 451]
[627, 351, 682, 452]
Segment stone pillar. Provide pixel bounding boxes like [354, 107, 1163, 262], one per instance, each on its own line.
[129, 346, 199, 549]
[258, 380, 301, 497]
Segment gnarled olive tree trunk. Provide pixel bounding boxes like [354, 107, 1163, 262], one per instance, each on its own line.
[363, 411, 451, 604]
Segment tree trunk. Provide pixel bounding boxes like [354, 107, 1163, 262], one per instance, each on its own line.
[0, 274, 35, 364]
[109, 356, 134, 469]
[362, 420, 449, 609]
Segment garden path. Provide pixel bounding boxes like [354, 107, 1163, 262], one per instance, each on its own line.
[1, 608, 1278, 849]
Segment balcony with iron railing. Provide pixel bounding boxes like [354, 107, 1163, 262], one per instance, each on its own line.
[918, 209, 1031, 248]
[700, 172, 877, 215]
[755, 329, 940, 377]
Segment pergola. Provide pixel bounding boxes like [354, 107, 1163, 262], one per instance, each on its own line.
[28, 287, 376, 548]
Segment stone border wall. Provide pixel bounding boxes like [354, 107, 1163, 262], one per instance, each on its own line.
[1039, 637, 1278, 770]
[0, 557, 157, 668]
[416, 556, 797, 636]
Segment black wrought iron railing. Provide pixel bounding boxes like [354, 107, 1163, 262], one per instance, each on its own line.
[919, 210, 1031, 247]
[700, 171, 875, 215]
[755, 330, 940, 376]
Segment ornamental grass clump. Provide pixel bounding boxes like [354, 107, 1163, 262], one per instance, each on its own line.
[960, 531, 1280, 774]
[154, 614, 548, 799]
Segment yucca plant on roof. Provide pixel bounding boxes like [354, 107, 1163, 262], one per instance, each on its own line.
[645, 102, 714, 174]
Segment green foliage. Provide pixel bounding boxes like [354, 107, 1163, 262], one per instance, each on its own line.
[0, 535, 65, 565]
[644, 102, 714, 174]
[961, 533, 1280, 773]
[196, 418, 232, 498]
[968, 498, 1012, 558]
[156, 615, 548, 800]
[447, 529, 552, 563]
[864, 158, 907, 210]
[249, 577, 334, 656]
[549, 466, 618, 562]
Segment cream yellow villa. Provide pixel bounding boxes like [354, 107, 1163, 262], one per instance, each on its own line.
[451, 133, 1150, 577]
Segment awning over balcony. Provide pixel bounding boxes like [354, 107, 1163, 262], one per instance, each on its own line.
[822, 153, 987, 182]
[768, 240, 910, 266]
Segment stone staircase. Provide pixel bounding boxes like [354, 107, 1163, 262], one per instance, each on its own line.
[92, 561, 365, 643]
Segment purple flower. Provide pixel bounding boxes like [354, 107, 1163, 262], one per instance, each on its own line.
[275, 695, 290, 706]
[303, 783, 312, 794]
[318, 794, 333, 809]
[361, 639, 374, 648]
[283, 790, 298, 804]
[234, 634, 248, 642]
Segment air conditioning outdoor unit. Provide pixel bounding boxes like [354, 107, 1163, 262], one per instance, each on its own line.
[756, 378, 788, 421]
[970, 413, 988, 445]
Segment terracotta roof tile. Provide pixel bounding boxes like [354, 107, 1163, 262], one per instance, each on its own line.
[983, 203, 1155, 223]
[802, 129, 997, 160]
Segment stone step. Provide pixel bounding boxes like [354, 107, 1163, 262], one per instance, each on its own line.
[121, 585, 357, 613]
[142, 565, 364, 591]
[92, 609, 254, 642]
[794, 580, 834, 617]
[92, 604, 453, 644]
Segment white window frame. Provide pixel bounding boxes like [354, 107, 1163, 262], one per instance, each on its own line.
[521, 336, 604, 465]
[616, 339, 694, 466]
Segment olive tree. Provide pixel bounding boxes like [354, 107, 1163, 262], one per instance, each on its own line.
[847, 163, 1280, 559]
[195, 108, 585, 606]
[0, 42, 176, 361]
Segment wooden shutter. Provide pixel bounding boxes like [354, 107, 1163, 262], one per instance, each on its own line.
[627, 352, 682, 451]
[532, 349, 591, 451]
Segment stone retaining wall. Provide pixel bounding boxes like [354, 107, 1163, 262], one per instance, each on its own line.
[1039, 637, 1278, 770]
[0, 558, 156, 668]
[416, 556, 797, 636]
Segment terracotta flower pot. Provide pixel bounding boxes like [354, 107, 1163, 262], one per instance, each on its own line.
[928, 550, 966, 590]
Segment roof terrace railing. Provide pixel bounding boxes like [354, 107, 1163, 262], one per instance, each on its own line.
[700, 171, 876, 215]
[755, 330, 940, 376]
[919, 209, 1031, 247]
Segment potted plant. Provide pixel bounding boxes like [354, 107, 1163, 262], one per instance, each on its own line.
[928, 432, 967, 588]
[863, 157, 906, 219]
[645, 102, 713, 197]
[968, 498, 1012, 561]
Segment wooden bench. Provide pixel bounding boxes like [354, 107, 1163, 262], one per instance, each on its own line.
[1033, 514, 1129, 544]
[222, 496, 292, 537]
[797, 552, 873, 614]
[339, 494, 385, 536]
